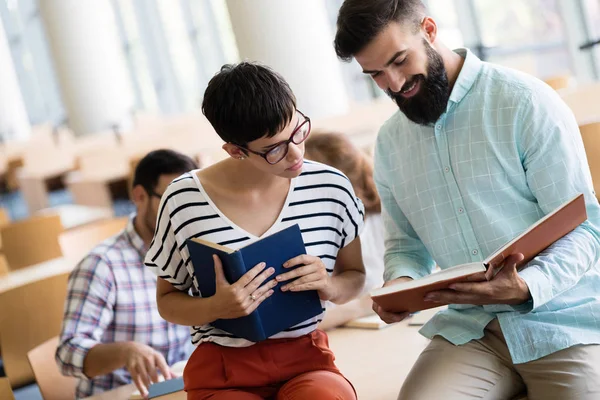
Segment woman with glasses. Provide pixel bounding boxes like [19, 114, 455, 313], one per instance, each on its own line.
[145, 62, 365, 400]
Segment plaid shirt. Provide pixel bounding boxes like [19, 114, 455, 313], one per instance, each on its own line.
[56, 215, 192, 399]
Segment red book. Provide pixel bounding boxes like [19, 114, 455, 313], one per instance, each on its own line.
[371, 193, 588, 313]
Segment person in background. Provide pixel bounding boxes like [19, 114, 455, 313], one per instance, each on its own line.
[304, 131, 385, 330]
[56, 149, 198, 399]
[334, 0, 600, 399]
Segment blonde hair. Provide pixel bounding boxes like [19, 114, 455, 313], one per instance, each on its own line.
[305, 131, 381, 214]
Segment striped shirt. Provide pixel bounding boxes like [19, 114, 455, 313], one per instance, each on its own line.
[145, 161, 365, 347]
[56, 216, 193, 399]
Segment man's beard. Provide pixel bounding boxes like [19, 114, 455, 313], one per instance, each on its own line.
[387, 41, 450, 126]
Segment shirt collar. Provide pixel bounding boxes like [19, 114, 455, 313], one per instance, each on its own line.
[124, 213, 146, 255]
[448, 48, 483, 106]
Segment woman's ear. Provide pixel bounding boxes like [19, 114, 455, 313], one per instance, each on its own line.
[222, 143, 248, 160]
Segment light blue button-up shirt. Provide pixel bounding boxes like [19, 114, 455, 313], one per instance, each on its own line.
[375, 48, 600, 364]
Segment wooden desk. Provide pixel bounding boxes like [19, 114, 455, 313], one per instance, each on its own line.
[17, 163, 75, 213]
[66, 169, 130, 209]
[83, 321, 429, 400]
[83, 384, 185, 400]
[0, 257, 69, 294]
[35, 205, 113, 230]
[329, 320, 430, 400]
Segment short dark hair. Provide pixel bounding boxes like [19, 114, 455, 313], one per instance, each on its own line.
[132, 149, 198, 194]
[202, 62, 296, 147]
[334, 0, 426, 61]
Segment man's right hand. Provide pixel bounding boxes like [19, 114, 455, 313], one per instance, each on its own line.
[123, 342, 173, 398]
[211, 254, 277, 319]
[372, 277, 413, 324]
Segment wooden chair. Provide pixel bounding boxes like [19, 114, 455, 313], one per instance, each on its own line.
[561, 82, 600, 125]
[0, 271, 70, 388]
[0, 207, 10, 226]
[580, 122, 600, 201]
[27, 336, 77, 400]
[0, 253, 9, 276]
[59, 217, 129, 262]
[543, 75, 572, 91]
[0, 377, 15, 400]
[0, 214, 64, 270]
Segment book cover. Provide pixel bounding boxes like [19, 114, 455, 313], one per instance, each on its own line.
[187, 224, 323, 342]
[129, 377, 184, 400]
[371, 193, 587, 313]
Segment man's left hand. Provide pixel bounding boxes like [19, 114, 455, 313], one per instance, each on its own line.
[424, 253, 531, 306]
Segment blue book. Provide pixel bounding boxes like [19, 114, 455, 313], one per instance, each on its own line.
[148, 377, 184, 398]
[187, 224, 323, 342]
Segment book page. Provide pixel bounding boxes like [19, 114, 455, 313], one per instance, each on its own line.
[189, 237, 235, 253]
[370, 262, 485, 297]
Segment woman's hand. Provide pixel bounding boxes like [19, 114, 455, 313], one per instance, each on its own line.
[277, 255, 336, 300]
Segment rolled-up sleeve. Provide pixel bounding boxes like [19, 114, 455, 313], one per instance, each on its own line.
[55, 255, 116, 378]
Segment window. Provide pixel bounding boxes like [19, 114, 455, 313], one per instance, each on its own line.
[582, 0, 600, 77]
[428, 0, 465, 49]
[0, 0, 64, 125]
[472, 0, 571, 79]
[112, 0, 158, 111]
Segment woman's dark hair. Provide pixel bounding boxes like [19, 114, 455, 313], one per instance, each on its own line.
[202, 62, 297, 147]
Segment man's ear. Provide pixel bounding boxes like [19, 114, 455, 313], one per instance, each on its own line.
[131, 184, 148, 207]
[421, 16, 438, 44]
[222, 143, 248, 160]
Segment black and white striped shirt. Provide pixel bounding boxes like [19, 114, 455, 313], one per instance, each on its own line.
[145, 161, 365, 347]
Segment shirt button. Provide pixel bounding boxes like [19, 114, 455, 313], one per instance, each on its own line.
[436, 124, 442, 130]
[472, 249, 478, 255]
[458, 208, 464, 213]
[444, 167, 450, 173]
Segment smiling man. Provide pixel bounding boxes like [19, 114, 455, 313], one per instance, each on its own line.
[335, 1, 600, 399]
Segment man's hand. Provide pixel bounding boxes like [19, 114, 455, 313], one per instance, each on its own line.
[212, 254, 277, 319]
[123, 342, 173, 399]
[278, 255, 334, 300]
[424, 253, 531, 306]
[372, 277, 413, 324]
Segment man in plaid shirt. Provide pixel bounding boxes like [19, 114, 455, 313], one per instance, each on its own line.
[56, 150, 197, 399]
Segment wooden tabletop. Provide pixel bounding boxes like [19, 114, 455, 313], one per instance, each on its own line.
[35, 205, 113, 230]
[0, 257, 70, 294]
[82, 320, 430, 400]
[83, 382, 186, 400]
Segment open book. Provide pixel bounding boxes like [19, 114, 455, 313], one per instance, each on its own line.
[187, 224, 322, 342]
[371, 193, 587, 313]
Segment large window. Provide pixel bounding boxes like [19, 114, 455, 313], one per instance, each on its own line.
[112, 0, 237, 114]
[472, 0, 571, 79]
[583, 0, 600, 77]
[112, 0, 158, 111]
[0, 0, 64, 125]
[427, 0, 465, 49]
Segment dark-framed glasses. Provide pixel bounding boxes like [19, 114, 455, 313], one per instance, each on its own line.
[237, 110, 311, 165]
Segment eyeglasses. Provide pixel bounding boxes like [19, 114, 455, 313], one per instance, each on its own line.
[145, 188, 164, 200]
[236, 110, 311, 165]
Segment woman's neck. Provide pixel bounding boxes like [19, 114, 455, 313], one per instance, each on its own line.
[220, 158, 290, 192]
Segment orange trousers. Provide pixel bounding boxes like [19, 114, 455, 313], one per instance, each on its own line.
[183, 329, 356, 400]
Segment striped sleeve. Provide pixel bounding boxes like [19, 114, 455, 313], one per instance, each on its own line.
[145, 193, 192, 291]
[339, 174, 366, 247]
